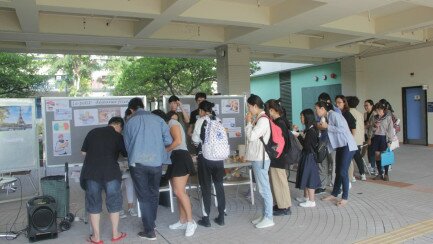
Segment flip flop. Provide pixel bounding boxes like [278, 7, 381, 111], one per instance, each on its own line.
[111, 232, 127, 242]
[87, 235, 104, 244]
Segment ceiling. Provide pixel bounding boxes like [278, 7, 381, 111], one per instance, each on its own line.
[1, 0, 433, 63]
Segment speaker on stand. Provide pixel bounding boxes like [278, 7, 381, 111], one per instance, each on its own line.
[27, 196, 58, 242]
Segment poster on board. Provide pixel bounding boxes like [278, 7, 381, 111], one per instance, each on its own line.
[221, 99, 240, 114]
[74, 109, 98, 126]
[0, 106, 32, 131]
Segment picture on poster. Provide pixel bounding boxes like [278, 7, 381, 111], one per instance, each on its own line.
[46, 100, 69, 112]
[52, 121, 70, 132]
[98, 107, 121, 124]
[45, 100, 56, 112]
[74, 109, 98, 126]
[212, 104, 220, 115]
[0, 106, 32, 131]
[222, 118, 236, 128]
[53, 132, 71, 156]
[228, 127, 242, 138]
[54, 108, 72, 121]
[221, 99, 240, 114]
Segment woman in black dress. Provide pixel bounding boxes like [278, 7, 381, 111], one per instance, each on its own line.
[295, 109, 321, 208]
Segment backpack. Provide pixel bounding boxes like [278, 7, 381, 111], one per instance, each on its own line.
[201, 117, 230, 161]
[286, 131, 302, 165]
[258, 115, 285, 160]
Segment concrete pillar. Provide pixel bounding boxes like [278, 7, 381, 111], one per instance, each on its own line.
[216, 44, 250, 95]
[341, 56, 357, 96]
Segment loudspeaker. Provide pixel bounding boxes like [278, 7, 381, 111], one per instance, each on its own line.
[27, 196, 58, 242]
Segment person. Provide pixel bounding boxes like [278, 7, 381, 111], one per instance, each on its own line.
[264, 99, 292, 215]
[155, 110, 197, 237]
[187, 92, 208, 138]
[192, 101, 226, 227]
[123, 98, 173, 241]
[80, 117, 128, 244]
[335, 95, 357, 183]
[367, 102, 394, 181]
[295, 109, 321, 208]
[316, 101, 357, 207]
[347, 96, 366, 181]
[364, 99, 376, 173]
[245, 94, 274, 229]
[168, 95, 190, 131]
[119, 109, 137, 218]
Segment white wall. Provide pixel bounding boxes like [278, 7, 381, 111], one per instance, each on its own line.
[355, 46, 433, 145]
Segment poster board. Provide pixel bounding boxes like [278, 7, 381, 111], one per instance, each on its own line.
[163, 95, 246, 154]
[42, 96, 146, 166]
[0, 99, 38, 172]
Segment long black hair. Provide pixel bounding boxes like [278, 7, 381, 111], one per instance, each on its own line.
[315, 100, 333, 112]
[247, 94, 264, 109]
[301, 109, 316, 129]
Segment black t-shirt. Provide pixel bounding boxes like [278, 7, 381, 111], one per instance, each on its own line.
[189, 109, 200, 126]
[342, 110, 356, 130]
[81, 126, 127, 182]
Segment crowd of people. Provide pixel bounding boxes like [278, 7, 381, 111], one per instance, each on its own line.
[79, 92, 399, 243]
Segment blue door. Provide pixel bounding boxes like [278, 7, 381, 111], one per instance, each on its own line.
[403, 86, 427, 145]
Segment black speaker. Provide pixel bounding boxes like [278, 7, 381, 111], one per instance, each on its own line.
[27, 196, 58, 242]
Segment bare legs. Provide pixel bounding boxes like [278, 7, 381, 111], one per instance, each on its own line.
[89, 212, 122, 241]
[171, 175, 192, 223]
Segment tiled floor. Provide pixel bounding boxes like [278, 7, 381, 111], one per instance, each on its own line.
[1, 145, 433, 243]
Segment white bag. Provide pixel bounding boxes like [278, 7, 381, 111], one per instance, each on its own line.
[390, 135, 399, 151]
[202, 117, 230, 161]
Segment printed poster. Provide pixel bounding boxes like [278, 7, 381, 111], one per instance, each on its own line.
[54, 108, 72, 121]
[52, 121, 70, 132]
[222, 118, 236, 129]
[46, 99, 69, 112]
[53, 132, 71, 156]
[74, 109, 98, 126]
[221, 99, 240, 114]
[98, 107, 121, 125]
[0, 106, 32, 131]
[228, 127, 242, 138]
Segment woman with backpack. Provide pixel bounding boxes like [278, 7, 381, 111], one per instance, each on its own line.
[367, 102, 394, 181]
[316, 101, 357, 207]
[191, 101, 226, 227]
[264, 99, 292, 215]
[295, 109, 321, 208]
[245, 94, 274, 229]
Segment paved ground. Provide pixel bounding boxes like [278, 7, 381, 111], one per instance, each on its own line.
[1, 145, 433, 244]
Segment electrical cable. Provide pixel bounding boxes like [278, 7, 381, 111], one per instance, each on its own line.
[3, 177, 24, 240]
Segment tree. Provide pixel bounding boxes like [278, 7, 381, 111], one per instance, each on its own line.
[45, 55, 99, 96]
[112, 57, 215, 98]
[111, 57, 261, 98]
[0, 53, 46, 98]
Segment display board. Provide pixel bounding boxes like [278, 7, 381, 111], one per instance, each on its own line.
[0, 99, 38, 172]
[163, 95, 246, 155]
[42, 96, 146, 166]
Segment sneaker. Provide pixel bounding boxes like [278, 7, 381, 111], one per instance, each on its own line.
[138, 231, 157, 240]
[119, 210, 127, 219]
[315, 188, 326, 194]
[383, 175, 389, 181]
[299, 200, 316, 208]
[214, 215, 225, 226]
[273, 208, 291, 216]
[296, 197, 308, 203]
[197, 217, 211, 227]
[169, 220, 187, 230]
[361, 174, 367, 181]
[351, 177, 357, 183]
[128, 208, 137, 217]
[255, 218, 274, 229]
[251, 216, 263, 225]
[185, 221, 197, 237]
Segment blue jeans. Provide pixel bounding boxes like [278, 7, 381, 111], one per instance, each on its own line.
[331, 145, 355, 200]
[85, 179, 122, 214]
[130, 164, 162, 233]
[251, 160, 273, 219]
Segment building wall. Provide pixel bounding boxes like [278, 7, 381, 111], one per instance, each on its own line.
[355, 45, 433, 145]
[250, 73, 280, 102]
[291, 62, 341, 126]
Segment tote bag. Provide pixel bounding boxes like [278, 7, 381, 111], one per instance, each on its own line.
[381, 148, 395, 166]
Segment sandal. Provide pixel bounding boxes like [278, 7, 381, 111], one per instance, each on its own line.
[111, 232, 127, 242]
[87, 235, 104, 244]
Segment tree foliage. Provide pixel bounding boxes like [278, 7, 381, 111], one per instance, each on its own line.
[112, 57, 215, 98]
[0, 52, 46, 98]
[45, 55, 99, 96]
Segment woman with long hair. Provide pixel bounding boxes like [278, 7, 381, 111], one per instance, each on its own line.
[364, 99, 376, 173]
[367, 102, 394, 181]
[316, 101, 357, 207]
[295, 109, 321, 208]
[191, 101, 226, 227]
[151, 109, 197, 237]
[264, 99, 292, 215]
[245, 94, 274, 228]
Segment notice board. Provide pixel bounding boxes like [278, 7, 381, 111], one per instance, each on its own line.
[163, 95, 246, 155]
[42, 96, 146, 166]
[0, 99, 38, 172]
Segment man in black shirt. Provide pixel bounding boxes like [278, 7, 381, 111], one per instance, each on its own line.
[81, 117, 128, 244]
